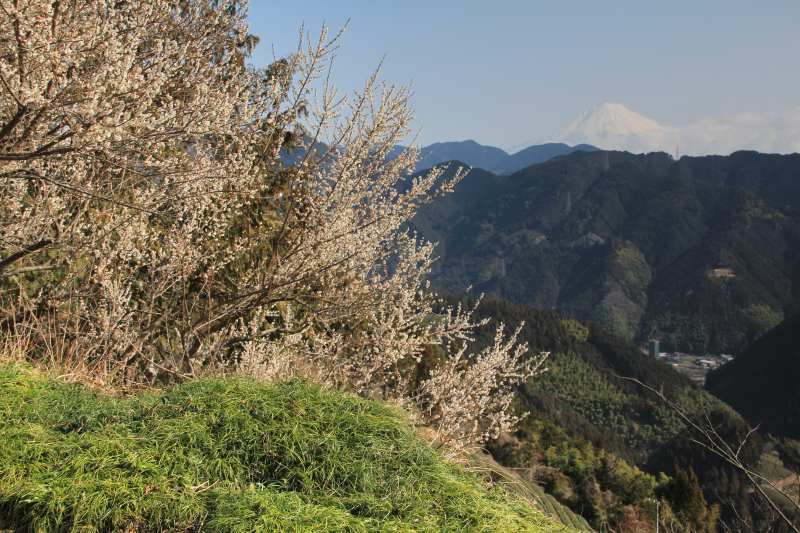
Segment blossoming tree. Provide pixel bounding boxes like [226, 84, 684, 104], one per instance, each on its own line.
[0, 0, 546, 449]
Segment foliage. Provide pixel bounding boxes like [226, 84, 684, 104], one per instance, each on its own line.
[464, 298, 731, 457]
[743, 304, 784, 336]
[657, 466, 720, 532]
[0, 0, 540, 449]
[560, 318, 589, 344]
[0, 363, 573, 532]
[459, 297, 781, 530]
[491, 417, 662, 530]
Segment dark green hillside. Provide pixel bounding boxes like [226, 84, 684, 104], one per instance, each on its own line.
[413, 151, 800, 353]
[706, 313, 800, 439]
[0, 364, 577, 532]
[455, 298, 799, 531]
[466, 299, 738, 460]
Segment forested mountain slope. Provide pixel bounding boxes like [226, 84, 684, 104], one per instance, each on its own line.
[414, 151, 800, 353]
[706, 313, 800, 439]
[463, 298, 798, 531]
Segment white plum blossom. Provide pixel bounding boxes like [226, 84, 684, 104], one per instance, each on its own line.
[0, 0, 546, 449]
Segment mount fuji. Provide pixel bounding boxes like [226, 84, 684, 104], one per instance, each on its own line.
[558, 102, 800, 155]
[559, 102, 678, 154]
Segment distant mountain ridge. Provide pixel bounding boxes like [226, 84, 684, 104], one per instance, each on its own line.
[283, 138, 597, 175]
[285, 103, 800, 165]
[412, 140, 598, 174]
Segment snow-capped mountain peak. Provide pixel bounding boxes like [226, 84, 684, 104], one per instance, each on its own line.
[560, 102, 674, 153]
[564, 102, 662, 137]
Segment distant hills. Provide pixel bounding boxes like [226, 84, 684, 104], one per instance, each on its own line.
[403, 102, 800, 164]
[408, 101, 800, 160]
[287, 103, 800, 164]
[413, 140, 508, 173]
[284, 137, 597, 175]
[412, 140, 598, 174]
[410, 150, 800, 354]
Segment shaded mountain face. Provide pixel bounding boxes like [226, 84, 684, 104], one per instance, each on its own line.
[411, 150, 800, 353]
[706, 313, 800, 439]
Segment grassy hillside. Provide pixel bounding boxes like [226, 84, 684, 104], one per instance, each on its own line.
[0, 363, 578, 532]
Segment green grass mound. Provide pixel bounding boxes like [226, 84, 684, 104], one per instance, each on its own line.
[0, 364, 573, 532]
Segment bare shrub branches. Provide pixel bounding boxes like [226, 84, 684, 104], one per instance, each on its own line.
[621, 377, 800, 532]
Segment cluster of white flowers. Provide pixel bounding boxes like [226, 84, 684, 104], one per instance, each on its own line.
[0, 0, 547, 448]
[420, 324, 549, 453]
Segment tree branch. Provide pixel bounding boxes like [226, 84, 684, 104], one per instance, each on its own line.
[0, 104, 27, 142]
[0, 239, 52, 271]
[619, 375, 800, 532]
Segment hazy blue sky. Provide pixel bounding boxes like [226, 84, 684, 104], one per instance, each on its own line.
[248, 1, 800, 151]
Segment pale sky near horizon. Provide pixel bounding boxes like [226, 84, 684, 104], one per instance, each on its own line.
[247, 1, 800, 151]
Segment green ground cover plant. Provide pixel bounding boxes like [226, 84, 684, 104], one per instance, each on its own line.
[0, 364, 573, 532]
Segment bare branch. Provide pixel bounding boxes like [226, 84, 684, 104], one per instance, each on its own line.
[620, 376, 800, 532]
